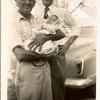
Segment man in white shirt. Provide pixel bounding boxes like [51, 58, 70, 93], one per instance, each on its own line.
[7, 0, 65, 100]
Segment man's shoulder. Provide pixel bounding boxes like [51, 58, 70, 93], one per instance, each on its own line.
[9, 11, 23, 23]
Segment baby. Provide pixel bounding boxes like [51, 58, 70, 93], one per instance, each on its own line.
[24, 15, 74, 55]
[41, 15, 72, 36]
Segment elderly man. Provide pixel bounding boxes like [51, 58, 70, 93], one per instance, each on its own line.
[7, 0, 65, 100]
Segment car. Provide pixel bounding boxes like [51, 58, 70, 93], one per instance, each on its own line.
[64, 26, 96, 100]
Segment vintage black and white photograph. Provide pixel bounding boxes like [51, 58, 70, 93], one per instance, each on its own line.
[1, 0, 97, 100]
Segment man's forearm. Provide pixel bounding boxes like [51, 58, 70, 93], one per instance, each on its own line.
[59, 35, 78, 54]
[64, 35, 78, 52]
[13, 46, 45, 62]
[47, 29, 65, 41]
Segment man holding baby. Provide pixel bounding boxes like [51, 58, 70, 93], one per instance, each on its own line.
[7, 0, 66, 100]
[7, 0, 80, 100]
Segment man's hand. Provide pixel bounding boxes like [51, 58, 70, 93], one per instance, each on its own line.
[58, 45, 66, 55]
[28, 34, 49, 51]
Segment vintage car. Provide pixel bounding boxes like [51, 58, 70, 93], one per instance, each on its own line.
[58, 1, 96, 99]
[64, 26, 96, 100]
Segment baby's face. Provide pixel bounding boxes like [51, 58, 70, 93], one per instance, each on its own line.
[47, 15, 58, 24]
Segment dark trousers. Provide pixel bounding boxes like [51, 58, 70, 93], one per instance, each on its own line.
[49, 54, 66, 100]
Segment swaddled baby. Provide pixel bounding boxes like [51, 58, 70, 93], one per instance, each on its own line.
[24, 15, 72, 55]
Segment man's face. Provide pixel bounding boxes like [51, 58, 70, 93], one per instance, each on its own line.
[15, 0, 36, 15]
[42, 0, 53, 7]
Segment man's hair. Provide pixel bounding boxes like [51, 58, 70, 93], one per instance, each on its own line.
[42, 0, 53, 7]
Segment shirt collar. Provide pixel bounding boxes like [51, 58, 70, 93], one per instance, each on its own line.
[16, 11, 34, 21]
